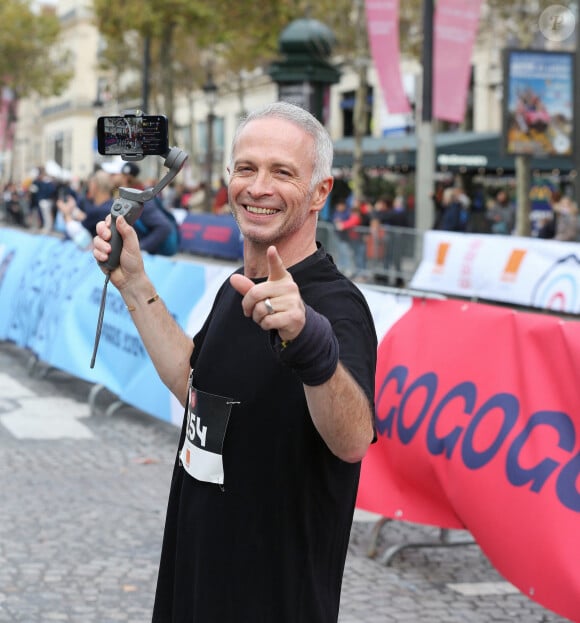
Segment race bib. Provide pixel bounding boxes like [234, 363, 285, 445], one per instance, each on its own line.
[179, 382, 239, 486]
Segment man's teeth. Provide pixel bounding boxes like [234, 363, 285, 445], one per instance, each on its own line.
[246, 206, 277, 215]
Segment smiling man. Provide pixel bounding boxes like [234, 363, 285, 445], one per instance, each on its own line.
[92, 101, 377, 623]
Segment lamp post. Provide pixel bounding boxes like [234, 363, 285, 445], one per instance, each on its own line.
[267, 18, 340, 123]
[202, 66, 217, 212]
[415, 0, 435, 232]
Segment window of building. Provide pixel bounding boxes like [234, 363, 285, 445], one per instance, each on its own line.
[341, 88, 373, 137]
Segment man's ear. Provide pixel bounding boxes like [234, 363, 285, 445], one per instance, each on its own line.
[310, 177, 334, 214]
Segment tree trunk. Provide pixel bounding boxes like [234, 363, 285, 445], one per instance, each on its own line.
[159, 23, 176, 143]
[351, 0, 368, 205]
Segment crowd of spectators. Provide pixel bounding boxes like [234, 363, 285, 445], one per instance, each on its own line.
[0, 161, 231, 256]
[322, 177, 579, 286]
[431, 181, 578, 241]
[160, 176, 230, 215]
[327, 190, 411, 285]
[3, 167, 579, 287]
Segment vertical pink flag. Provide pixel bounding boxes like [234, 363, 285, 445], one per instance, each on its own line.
[433, 0, 483, 123]
[0, 87, 16, 152]
[365, 0, 411, 114]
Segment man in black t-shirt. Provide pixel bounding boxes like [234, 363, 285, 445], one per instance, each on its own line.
[92, 102, 377, 623]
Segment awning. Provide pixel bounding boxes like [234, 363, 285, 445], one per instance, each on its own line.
[332, 131, 574, 173]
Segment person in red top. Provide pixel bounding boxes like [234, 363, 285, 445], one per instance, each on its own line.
[333, 198, 371, 278]
[212, 177, 229, 214]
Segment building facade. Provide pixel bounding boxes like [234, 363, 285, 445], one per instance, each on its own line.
[7, 0, 517, 188]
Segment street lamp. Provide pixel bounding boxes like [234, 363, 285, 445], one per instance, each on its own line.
[202, 66, 218, 212]
[414, 0, 435, 233]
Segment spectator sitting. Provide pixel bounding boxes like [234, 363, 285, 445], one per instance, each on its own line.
[56, 170, 115, 249]
[106, 160, 179, 256]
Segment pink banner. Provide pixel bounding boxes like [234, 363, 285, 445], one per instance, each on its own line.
[357, 298, 580, 622]
[0, 87, 16, 152]
[433, 0, 483, 123]
[365, 0, 411, 115]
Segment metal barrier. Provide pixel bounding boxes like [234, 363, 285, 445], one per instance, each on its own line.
[365, 517, 476, 566]
[316, 221, 423, 287]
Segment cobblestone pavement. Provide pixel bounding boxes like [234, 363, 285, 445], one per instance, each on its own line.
[0, 341, 572, 623]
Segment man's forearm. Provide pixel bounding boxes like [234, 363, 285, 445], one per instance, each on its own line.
[122, 280, 193, 406]
[304, 363, 374, 463]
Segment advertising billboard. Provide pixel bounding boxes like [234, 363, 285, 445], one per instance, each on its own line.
[503, 49, 575, 158]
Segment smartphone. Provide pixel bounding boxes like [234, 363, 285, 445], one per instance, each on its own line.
[97, 114, 169, 157]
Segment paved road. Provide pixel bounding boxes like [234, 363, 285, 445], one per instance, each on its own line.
[0, 341, 572, 623]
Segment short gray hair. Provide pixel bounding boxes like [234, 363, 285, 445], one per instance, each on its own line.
[229, 101, 334, 190]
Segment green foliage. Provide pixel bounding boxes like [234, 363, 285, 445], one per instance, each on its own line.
[93, 0, 217, 43]
[91, 0, 570, 124]
[209, 0, 298, 74]
[364, 174, 398, 203]
[92, 0, 300, 88]
[91, 0, 308, 139]
[0, 0, 72, 97]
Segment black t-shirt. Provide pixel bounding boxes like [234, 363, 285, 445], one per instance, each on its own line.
[152, 245, 377, 623]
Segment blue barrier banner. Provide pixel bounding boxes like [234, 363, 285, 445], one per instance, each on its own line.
[0, 231, 95, 364]
[179, 213, 243, 260]
[0, 229, 397, 426]
[0, 228, 236, 423]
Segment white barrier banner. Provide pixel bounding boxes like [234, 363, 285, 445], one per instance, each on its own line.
[410, 230, 580, 314]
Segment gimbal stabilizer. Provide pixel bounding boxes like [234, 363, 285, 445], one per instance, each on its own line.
[102, 147, 189, 271]
[90, 146, 189, 368]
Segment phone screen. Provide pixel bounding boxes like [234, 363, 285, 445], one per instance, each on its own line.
[97, 115, 169, 156]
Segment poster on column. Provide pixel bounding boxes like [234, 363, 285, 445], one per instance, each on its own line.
[433, 0, 483, 123]
[357, 297, 580, 622]
[503, 48, 575, 158]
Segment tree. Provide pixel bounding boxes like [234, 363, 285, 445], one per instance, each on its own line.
[93, 0, 215, 138]
[0, 0, 72, 181]
[0, 0, 72, 98]
[92, 0, 302, 141]
[204, 1, 298, 117]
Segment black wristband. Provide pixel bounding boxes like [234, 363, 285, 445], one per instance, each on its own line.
[271, 304, 339, 386]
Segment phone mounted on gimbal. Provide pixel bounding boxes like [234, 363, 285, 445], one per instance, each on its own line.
[91, 110, 189, 368]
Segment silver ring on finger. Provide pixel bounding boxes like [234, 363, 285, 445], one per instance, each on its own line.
[264, 298, 275, 315]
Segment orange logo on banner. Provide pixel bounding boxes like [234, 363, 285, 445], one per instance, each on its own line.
[501, 249, 527, 282]
[185, 449, 191, 467]
[434, 242, 451, 273]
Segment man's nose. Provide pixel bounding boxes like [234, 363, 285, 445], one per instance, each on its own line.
[247, 170, 273, 197]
